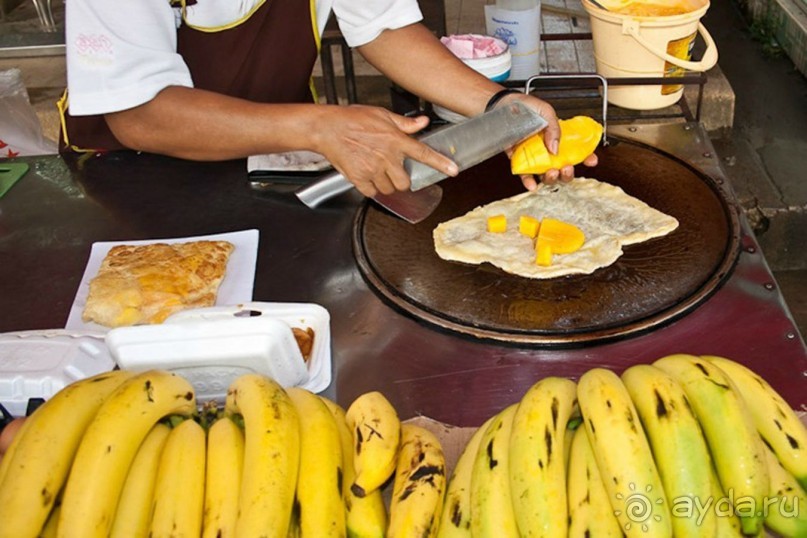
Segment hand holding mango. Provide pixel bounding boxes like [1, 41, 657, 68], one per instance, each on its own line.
[511, 116, 603, 177]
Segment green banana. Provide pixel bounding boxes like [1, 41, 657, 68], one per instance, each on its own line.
[622, 364, 716, 537]
[345, 391, 401, 498]
[704, 355, 807, 490]
[761, 441, 807, 537]
[387, 423, 447, 538]
[577, 367, 672, 538]
[567, 425, 623, 538]
[286, 387, 346, 538]
[435, 415, 495, 538]
[509, 376, 578, 537]
[470, 404, 520, 538]
[654, 354, 769, 536]
[224, 374, 300, 538]
[0, 370, 134, 538]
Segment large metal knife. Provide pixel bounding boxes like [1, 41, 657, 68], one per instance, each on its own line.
[295, 100, 548, 223]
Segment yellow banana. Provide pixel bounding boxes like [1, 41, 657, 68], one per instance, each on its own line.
[109, 422, 172, 538]
[435, 415, 496, 538]
[0, 370, 134, 538]
[388, 423, 447, 538]
[622, 364, 716, 537]
[149, 418, 206, 538]
[39, 503, 61, 538]
[567, 425, 623, 538]
[0, 415, 33, 486]
[704, 355, 807, 490]
[225, 374, 300, 537]
[320, 396, 387, 538]
[57, 370, 196, 538]
[577, 367, 672, 538]
[286, 387, 346, 537]
[653, 354, 769, 536]
[470, 403, 519, 538]
[345, 390, 401, 497]
[761, 442, 807, 537]
[509, 376, 578, 537]
[202, 416, 244, 538]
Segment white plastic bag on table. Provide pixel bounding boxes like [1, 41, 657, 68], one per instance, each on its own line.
[0, 68, 57, 157]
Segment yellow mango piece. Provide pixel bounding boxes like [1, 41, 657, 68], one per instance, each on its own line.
[510, 116, 604, 175]
[535, 241, 553, 266]
[518, 215, 541, 239]
[537, 217, 585, 254]
[487, 214, 507, 233]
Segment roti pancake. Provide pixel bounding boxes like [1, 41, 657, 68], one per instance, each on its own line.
[82, 240, 235, 327]
[433, 177, 679, 279]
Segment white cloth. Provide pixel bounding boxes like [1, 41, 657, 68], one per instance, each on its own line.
[65, 0, 423, 116]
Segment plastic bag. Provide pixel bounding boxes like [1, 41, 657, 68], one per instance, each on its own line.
[0, 68, 58, 157]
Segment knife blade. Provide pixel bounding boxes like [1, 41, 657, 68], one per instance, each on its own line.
[294, 100, 547, 219]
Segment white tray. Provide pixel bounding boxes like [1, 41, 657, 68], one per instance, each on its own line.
[0, 330, 116, 416]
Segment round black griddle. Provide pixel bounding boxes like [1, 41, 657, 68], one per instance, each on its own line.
[353, 136, 742, 346]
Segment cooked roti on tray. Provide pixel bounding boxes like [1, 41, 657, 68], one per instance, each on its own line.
[82, 240, 235, 328]
[433, 177, 679, 279]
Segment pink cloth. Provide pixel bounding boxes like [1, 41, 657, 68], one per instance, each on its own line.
[440, 34, 506, 59]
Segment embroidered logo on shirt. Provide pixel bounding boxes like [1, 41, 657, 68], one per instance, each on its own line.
[74, 34, 114, 66]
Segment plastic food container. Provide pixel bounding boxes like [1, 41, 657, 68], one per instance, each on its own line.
[0, 330, 116, 417]
[106, 302, 332, 402]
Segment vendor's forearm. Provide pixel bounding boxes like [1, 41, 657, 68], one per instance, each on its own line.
[358, 23, 504, 117]
[104, 86, 328, 161]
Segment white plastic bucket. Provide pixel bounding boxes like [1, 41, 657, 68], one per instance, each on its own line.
[582, 0, 718, 110]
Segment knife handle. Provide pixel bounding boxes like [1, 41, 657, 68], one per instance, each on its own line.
[294, 170, 354, 208]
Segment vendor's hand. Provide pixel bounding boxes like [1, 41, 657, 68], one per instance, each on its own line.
[497, 92, 598, 190]
[313, 105, 458, 198]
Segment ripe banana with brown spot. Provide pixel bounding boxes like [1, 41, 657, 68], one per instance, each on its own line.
[387, 423, 447, 538]
[0, 370, 134, 538]
[202, 416, 244, 538]
[58, 370, 196, 538]
[509, 376, 578, 537]
[704, 354, 807, 490]
[577, 367, 672, 538]
[653, 354, 769, 537]
[109, 422, 172, 538]
[320, 396, 387, 538]
[470, 403, 520, 538]
[761, 441, 807, 537]
[225, 374, 300, 538]
[286, 387, 346, 537]
[566, 425, 623, 538]
[435, 415, 495, 538]
[622, 364, 716, 537]
[345, 391, 401, 497]
[149, 418, 206, 538]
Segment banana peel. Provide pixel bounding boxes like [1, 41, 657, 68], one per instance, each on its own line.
[511, 116, 603, 175]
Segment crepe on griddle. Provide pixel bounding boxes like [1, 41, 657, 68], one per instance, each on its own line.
[82, 240, 234, 327]
[433, 177, 679, 279]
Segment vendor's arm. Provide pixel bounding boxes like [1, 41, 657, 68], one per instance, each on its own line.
[357, 23, 597, 186]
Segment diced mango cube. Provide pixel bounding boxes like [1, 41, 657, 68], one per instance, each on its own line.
[487, 214, 507, 233]
[537, 217, 585, 254]
[535, 241, 553, 266]
[518, 215, 541, 239]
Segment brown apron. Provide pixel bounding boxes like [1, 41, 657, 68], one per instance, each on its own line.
[59, 0, 319, 153]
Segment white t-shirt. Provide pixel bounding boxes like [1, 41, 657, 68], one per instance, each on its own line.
[65, 0, 423, 116]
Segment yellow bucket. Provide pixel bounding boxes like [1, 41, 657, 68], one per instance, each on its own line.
[582, 0, 718, 110]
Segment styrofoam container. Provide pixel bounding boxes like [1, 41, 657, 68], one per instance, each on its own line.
[0, 330, 116, 417]
[106, 302, 331, 402]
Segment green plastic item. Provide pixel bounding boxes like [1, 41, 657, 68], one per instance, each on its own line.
[0, 162, 28, 198]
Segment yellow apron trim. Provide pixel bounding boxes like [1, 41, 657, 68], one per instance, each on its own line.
[56, 90, 97, 154]
[179, 0, 268, 33]
[309, 0, 320, 103]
